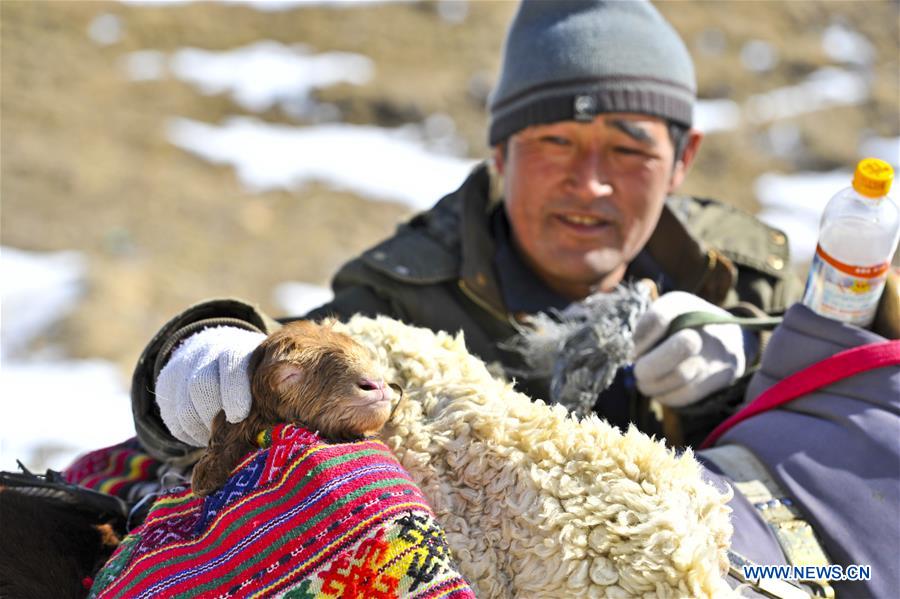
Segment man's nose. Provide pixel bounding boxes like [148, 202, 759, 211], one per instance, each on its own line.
[568, 149, 613, 199]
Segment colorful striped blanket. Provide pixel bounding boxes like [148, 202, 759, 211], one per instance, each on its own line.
[64, 437, 164, 504]
[89, 424, 473, 599]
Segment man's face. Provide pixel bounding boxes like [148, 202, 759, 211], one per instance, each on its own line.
[495, 113, 701, 300]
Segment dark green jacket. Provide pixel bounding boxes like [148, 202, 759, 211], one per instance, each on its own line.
[133, 163, 802, 461]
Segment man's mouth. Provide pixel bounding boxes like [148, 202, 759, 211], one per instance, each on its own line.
[556, 214, 613, 229]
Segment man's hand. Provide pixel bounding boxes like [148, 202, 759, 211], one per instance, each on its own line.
[632, 292, 745, 407]
[155, 326, 266, 447]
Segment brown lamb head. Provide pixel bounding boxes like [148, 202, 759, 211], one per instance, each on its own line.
[191, 319, 395, 496]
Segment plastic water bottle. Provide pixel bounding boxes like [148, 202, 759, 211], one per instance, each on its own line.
[802, 158, 899, 327]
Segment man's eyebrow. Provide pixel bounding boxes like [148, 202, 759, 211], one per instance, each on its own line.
[606, 119, 656, 145]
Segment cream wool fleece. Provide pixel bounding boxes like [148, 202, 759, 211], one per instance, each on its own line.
[335, 315, 735, 599]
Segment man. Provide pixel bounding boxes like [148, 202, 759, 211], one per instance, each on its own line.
[135, 0, 801, 462]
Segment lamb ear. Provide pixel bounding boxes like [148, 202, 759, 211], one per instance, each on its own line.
[275, 363, 304, 391]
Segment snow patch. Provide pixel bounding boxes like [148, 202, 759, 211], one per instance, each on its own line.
[168, 42, 373, 113]
[745, 67, 869, 124]
[1, 247, 86, 359]
[88, 13, 123, 46]
[120, 0, 418, 10]
[166, 116, 476, 210]
[822, 22, 875, 66]
[1, 360, 133, 472]
[121, 50, 167, 81]
[1, 247, 133, 471]
[695, 99, 741, 133]
[859, 136, 900, 168]
[273, 282, 334, 316]
[755, 170, 852, 265]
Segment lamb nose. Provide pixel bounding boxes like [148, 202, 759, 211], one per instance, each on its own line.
[358, 378, 383, 392]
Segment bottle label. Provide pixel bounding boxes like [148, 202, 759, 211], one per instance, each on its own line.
[802, 245, 890, 326]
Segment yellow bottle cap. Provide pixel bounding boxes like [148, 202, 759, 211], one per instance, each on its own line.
[852, 158, 894, 198]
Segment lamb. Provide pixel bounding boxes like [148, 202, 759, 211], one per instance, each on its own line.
[333, 314, 735, 599]
[93, 315, 733, 598]
[191, 319, 395, 496]
[91, 320, 475, 598]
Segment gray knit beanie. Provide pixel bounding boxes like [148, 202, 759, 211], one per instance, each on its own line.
[488, 0, 695, 146]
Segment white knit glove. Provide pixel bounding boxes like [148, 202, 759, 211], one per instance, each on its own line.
[155, 326, 266, 447]
[632, 292, 745, 407]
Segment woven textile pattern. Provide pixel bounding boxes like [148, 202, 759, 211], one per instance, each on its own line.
[63, 438, 163, 501]
[89, 424, 473, 598]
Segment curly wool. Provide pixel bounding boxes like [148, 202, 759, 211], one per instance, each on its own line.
[335, 315, 735, 599]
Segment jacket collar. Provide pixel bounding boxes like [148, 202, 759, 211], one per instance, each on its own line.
[458, 164, 508, 319]
[645, 204, 736, 304]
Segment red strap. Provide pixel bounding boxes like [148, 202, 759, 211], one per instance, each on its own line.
[700, 340, 900, 449]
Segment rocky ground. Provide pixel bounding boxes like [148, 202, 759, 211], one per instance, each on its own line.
[2, 0, 898, 377]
